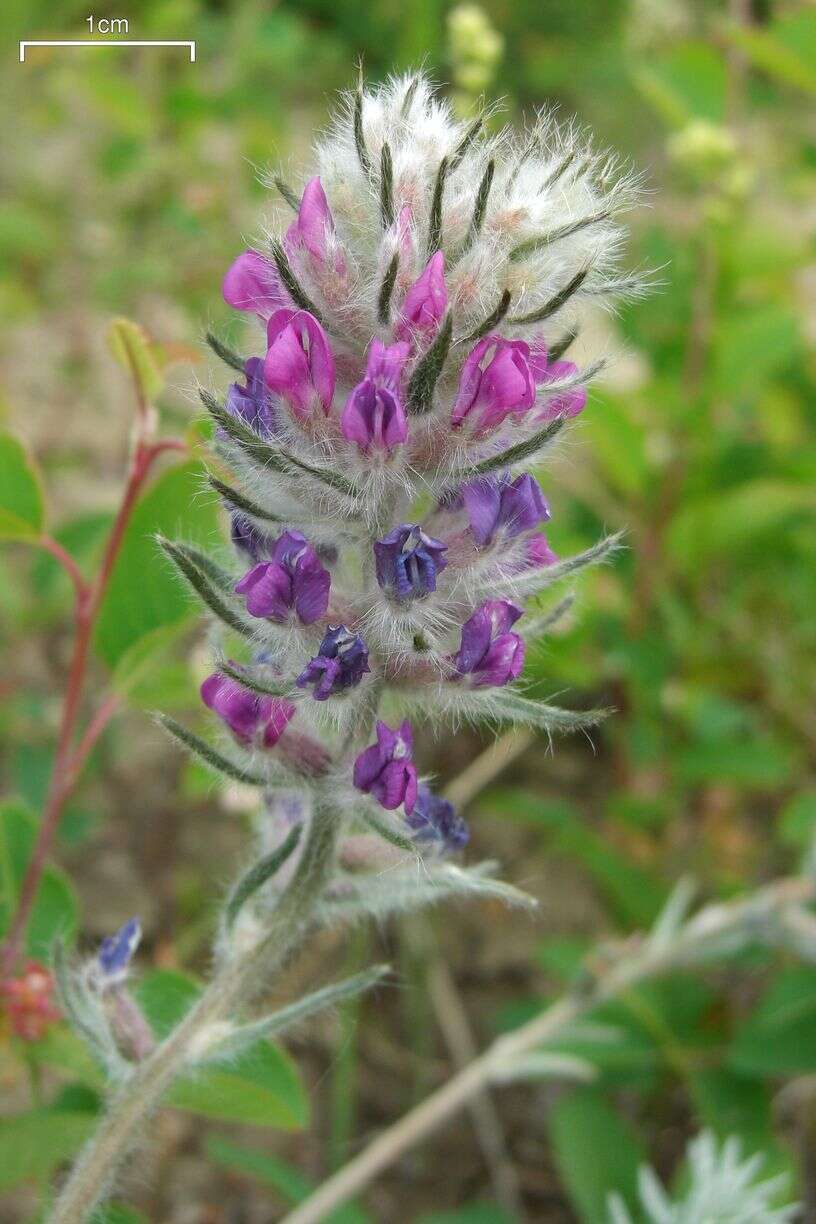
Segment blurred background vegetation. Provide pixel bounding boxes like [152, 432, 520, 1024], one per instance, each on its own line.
[1, 0, 815, 1219]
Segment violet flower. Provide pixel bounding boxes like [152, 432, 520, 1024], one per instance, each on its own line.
[453, 600, 525, 687]
[234, 531, 330, 625]
[226, 356, 277, 438]
[458, 473, 550, 546]
[98, 918, 141, 983]
[341, 339, 410, 453]
[394, 251, 447, 345]
[374, 524, 448, 602]
[264, 309, 335, 420]
[230, 513, 275, 563]
[297, 625, 370, 701]
[222, 249, 286, 318]
[201, 670, 296, 746]
[285, 177, 346, 277]
[526, 533, 558, 567]
[406, 784, 469, 852]
[353, 720, 418, 814]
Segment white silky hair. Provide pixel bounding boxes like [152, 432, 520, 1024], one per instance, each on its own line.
[608, 1131, 798, 1224]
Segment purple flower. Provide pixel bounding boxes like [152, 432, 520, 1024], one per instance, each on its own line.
[458, 473, 550, 546]
[395, 251, 447, 345]
[528, 344, 587, 422]
[526, 533, 558, 567]
[264, 309, 335, 421]
[234, 531, 330, 625]
[406, 784, 469, 852]
[297, 625, 370, 700]
[285, 177, 346, 277]
[98, 918, 141, 982]
[374, 524, 448, 601]
[201, 670, 296, 746]
[230, 513, 275, 562]
[451, 335, 537, 434]
[226, 357, 277, 438]
[222, 249, 286, 318]
[353, 720, 418, 814]
[341, 339, 410, 453]
[453, 600, 525, 687]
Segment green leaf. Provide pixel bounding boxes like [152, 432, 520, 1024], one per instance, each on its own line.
[206, 1136, 370, 1223]
[91, 1205, 148, 1224]
[157, 714, 269, 786]
[634, 42, 727, 126]
[689, 1067, 792, 1182]
[211, 966, 390, 1061]
[491, 792, 667, 927]
[418, 1207, 514, 1224]
[93, 462, 219, 668]
[0, 430, 45, 540]
[225, 826, 302, 928]
[0, 1109, 94, 1191]
[109, 621, 194, 709]
[725, 12, 816, 95]
[157, 536, 253, 638]
[0, 800, 78, 958]
[713, 305, 799, 397]
[135, 970, 308, 1129]
[107, 317, 164, 404]
[547, 1088, 645, 1223]
[667, 479, 816, 563]
[730, 968, 816, 1076]
[779, 791, 816, 848]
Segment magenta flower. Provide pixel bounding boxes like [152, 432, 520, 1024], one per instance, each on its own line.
[528, 344, 587, 422]
[395, 251, 447, 345]
[200, 671, 296, 746]
[452, 335, 537, 434]
[453, 600, 525, 687]
[234, 531, 330, 625]
[222, 249, 286, 318]
[297, 625, 370, 701]
[285, 177, 346, 277]
[374, 524, 448, 602]
[458, 473, 550, 546]
[264, 309, 335, 420]
[353, 720, 418, 814]
[341, 339, 410, 453]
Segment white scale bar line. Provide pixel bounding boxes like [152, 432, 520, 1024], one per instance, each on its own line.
[20, 40, 196, 63]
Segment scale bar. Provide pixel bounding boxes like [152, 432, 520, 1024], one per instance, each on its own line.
[20, 40, 196, 62]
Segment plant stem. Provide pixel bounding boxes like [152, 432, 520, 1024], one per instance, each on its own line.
[1, 437, 185, 979]
[280, 875, 816, 1224]
[49, 794, 339, 1224]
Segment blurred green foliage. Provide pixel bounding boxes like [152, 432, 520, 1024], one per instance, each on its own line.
[1, 0, 815, 1218]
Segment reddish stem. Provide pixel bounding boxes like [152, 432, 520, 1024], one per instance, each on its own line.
[37, 536, 90, 605]
[1, 437, 185, 978]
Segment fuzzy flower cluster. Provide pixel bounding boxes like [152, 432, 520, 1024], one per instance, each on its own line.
[191, 74, 637, 863]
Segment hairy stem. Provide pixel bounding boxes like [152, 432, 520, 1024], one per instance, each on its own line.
[1, 437, 185, 979]
[281, 875, 815, 1224]
[49, 794, 339, 1223]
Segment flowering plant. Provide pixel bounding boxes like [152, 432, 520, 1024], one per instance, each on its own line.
[40, 71, 807, 1224]
[39, 71, 636, 1218]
